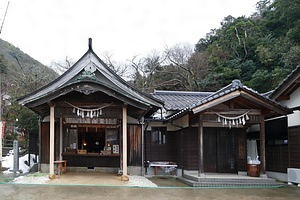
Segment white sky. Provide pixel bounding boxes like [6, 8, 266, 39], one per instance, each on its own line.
[0, 0, 258, 66]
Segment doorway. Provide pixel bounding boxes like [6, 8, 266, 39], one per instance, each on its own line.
[78, 127, 106, 153]
[204, 128, 238, 173]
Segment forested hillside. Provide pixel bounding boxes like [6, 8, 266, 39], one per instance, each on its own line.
[0, 38, 58, 139]
[1, 0, 299, 141]
[0, 38, 58, 96]
[130, 0, 300, 93]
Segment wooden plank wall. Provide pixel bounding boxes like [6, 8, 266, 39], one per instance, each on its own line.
[238, 131, 247, 171]
[127, 125, 142, 166]
[288, 126, 300, 168]
[203, 128, 217, 172]
[63, 155, 119, 167]
[145, 130, 177, 163]
[41, 122, 50, 163]
[181, 127, 247, 171]
[266, 145, 289, 172]
[183, 127, 198, 170]
[266, 126, 300, 172]
[41, 122, 60, 163]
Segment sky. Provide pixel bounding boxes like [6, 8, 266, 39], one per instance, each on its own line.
[0, 0, 258, 66]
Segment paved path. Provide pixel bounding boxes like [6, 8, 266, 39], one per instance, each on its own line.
[0, 184, 300, 200]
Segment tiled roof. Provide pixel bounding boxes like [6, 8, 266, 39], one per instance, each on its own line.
[268, 65, 300, 100]
[161, 80, 292, 121]
[193, 79, 291, 112]
[151, 90, 213, 111]
[193, 79, 245, 107]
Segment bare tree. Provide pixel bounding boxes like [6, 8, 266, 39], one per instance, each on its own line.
[50, 56, 75, 75]
[102, 52, 131, 80]
[164, 43, 208, 91]
[128, 50, 167, 92]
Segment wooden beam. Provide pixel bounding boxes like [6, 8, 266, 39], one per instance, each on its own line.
[192, 91, 241, 114]
[276, 95, 290, 101]
[240, 91, 289, 115]
[204, 109, 261, 116]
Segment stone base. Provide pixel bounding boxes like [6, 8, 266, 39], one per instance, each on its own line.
[260, 174, 268, 179]
[121, 175, 129, 181]
[49, 174, 56, 180]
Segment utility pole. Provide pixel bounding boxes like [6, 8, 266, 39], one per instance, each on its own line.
[0, 54, 2, 171]
[0, 1, 10, 34]
[0, 0, 10, 171]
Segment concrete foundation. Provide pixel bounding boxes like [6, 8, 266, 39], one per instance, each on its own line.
[128, 166, 142, 175]
[266, 171, 287, 182]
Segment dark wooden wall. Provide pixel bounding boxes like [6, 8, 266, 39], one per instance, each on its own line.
[41, 122, 50, 163]
[266, 126, 300, 172]
[175, 127, 247, 172]
[145, 129, 177, 163]
[127, 125, 142, 166]
[289, 126, 300, 168]
[63, 154, 119, 167]
[266, 145, 289, 172]
[41, 122, 60, 164]
[145, 127, 247, 172]
[182, 127, 198, 170]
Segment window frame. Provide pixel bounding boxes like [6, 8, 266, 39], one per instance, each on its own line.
[151, 127, 167, 145]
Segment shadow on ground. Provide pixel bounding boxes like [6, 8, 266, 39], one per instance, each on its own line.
[147, 176, 189, 187]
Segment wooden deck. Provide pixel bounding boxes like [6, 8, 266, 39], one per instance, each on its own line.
[177, 172, 285, 188]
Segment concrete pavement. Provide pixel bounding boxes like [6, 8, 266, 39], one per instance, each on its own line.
[0, 184, 300, 200]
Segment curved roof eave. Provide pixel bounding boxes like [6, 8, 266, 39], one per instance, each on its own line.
[18, 40, 163, 111]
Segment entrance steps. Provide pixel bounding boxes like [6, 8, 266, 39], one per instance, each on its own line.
[177, 173, 285, 188]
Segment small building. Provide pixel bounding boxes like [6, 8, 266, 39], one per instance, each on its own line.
[266, 66, 300, 182]
[148, 81, 291, 178]
[18, 39, 164, 178]
[18, 39, 293, 186]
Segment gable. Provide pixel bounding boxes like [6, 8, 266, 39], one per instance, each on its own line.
[18, 39, 163, 117]
[269, 65, 300, 101]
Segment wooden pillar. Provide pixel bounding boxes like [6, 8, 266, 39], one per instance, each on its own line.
[122, 105, 128, 179]
[198, 113, 204, 177]
[49, 106, 55, 179]
[59, 118, 63, 160]
[38, 118, 42, 172]
[260, 115, 267, 178]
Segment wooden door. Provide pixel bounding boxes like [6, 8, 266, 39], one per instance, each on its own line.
[204, 129, 217, 172]
[217, 130, 237, 173]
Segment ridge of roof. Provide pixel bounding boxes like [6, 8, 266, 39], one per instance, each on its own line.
[153, 90, 213, 96]
[269, 65, 300, 99]
[193, 79, 244, 107]
[18, 38, 163, 109]
[165, 79, 292, 121]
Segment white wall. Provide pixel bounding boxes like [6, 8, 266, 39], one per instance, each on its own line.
[279, 86, 300, 127]
[281, 86, 300, 108]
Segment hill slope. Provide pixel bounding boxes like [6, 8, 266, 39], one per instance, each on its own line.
[0, 38, 58, 98]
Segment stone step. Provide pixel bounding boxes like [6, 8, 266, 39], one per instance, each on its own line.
[177, 176, 285, 188]
[183, 174, 276, 183]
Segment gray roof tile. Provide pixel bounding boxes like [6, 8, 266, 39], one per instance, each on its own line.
[151, 90, 213, 111]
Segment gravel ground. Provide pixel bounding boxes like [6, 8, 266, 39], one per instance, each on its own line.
[127, 175, 158, 187]
[11, 173, 158, 187]
[13, 173, 50, 184]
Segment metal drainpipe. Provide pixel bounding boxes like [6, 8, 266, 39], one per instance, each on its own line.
[38, 117, 43, 172]
[141, 117, 144, 176]
[143, 122, 149, 175]
[170, 122, 185, 177]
